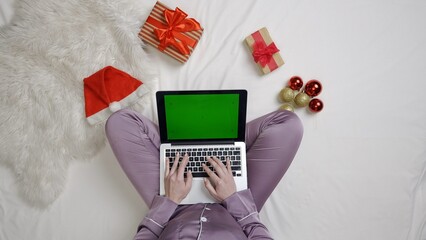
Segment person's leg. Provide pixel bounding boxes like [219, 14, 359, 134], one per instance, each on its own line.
[245, 110, 303, 211]
[105, 109, 161, 206]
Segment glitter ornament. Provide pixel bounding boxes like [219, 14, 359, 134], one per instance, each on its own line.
[279, 87, 294, 102]
[288, 76, 304, 91]
[294, 92, 310, 107]
[279, 103, 295, 112]
[304, 80, 322, 97]
[308, 98, 323, 112]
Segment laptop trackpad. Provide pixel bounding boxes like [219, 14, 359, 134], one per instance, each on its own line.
[180, 178, 217, 204]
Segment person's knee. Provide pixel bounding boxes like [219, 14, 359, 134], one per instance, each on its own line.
[276, 110, 304, 137]
[105, 109, 135, 133]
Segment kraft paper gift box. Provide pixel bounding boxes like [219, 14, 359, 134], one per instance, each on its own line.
[139, 1, 204, 63]
[245, 27, 284, 74]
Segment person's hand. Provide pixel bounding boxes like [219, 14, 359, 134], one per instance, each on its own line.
[202, 156, 236, 202]
[165, 153, 193, 204]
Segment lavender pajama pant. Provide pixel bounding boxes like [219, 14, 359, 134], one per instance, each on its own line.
[105, 109, 303, 211]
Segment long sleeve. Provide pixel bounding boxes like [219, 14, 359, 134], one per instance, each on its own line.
[133, 195, 178, 240]
[222, 189, 274, 240]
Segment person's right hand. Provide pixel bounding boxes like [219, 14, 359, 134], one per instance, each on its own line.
[202, 156, 237, 202]
[165, 153, 193, 204]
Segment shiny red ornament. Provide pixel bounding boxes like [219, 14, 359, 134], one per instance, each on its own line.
[308, 98, 323, 112]
[304, 80, 322, 97]
[288, 76, 303, 91]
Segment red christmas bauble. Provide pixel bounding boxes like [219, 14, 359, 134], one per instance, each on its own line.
[308, 98, 323, 112]
[288, 76, 304, 91]
[304, 80, 322, 97]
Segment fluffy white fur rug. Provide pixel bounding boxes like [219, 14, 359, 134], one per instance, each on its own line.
[0, 0, 158, 207]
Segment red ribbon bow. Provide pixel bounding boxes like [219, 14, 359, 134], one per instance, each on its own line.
[149, 7, 202, 55]
[252, 41, 279, 67]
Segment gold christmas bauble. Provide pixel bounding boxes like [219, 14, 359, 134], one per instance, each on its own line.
[279, 103, 295, 112]
[279, 87, 294, 102]
[294, 92, 310, 107]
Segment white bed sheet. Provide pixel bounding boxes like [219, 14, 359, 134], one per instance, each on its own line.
[1, 0, 426, 239]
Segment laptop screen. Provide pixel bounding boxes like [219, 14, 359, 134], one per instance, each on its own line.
[156, 90, 247, 144]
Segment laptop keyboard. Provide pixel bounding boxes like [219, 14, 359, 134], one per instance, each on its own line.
[165, 146, 242, 178]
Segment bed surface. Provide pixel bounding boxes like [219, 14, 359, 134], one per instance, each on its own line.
[1, 0, 426, 239]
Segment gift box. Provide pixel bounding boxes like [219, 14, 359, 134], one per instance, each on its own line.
[139, 1, 203, 63]
[245, 27, 284, 74]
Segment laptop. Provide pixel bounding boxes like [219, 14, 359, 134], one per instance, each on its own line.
[156, 90, 248, 204]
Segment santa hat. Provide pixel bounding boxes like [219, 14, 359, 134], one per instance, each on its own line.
[83, 66, 148, 125]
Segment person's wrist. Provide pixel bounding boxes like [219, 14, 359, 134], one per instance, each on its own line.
[167, 195, 182, 204]
[221, 191, 237, 203]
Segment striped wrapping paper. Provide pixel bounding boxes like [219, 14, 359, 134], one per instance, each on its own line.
[245, 27, 284, 75]
[139, 1, 203, 63]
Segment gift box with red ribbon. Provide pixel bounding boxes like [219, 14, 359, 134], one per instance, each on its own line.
[139, 1, 203, 63]
[245, 27, 284, 74]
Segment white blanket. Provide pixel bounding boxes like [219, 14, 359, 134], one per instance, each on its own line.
[1, 0, 426, 239]
[0, 0, 158, 207]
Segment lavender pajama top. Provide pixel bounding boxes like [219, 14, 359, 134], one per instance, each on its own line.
[105, 109, 303, 240]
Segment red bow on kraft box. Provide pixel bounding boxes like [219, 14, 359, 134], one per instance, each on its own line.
[245, 27, 284, 75]
[139, 1, 203, 63]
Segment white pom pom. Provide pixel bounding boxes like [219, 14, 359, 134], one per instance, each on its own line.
[136, 86, 146, 97]
[109, 101, 121, 112]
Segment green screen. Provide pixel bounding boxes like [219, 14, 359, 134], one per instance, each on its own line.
[164, 94, 239, 140]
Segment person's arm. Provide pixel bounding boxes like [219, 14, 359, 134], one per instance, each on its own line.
[134, 153, 193, 239]
[134, 195, 178, 240]
[222, 189, 273, 239]
[203, 156, 273, 239]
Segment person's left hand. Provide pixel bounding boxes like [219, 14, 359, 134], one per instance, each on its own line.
[164, 153, 193, 204]
[202, 156, 236, 202]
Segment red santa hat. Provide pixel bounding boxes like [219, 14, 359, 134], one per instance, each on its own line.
[83, 66, 148, 125]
